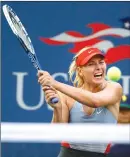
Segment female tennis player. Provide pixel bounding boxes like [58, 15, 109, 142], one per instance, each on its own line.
[38, 46, 123, 157]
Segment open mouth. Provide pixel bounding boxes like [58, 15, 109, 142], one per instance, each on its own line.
[94, 73, 103, 79]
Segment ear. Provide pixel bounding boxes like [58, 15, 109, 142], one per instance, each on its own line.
[77, 67, 83, 77]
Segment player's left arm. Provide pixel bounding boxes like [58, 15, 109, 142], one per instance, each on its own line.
[54, 81, 123, 108]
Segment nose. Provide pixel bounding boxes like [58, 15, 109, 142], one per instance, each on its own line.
[95, 63, 102, 70]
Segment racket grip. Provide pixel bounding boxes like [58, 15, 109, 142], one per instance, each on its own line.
[51, 97, 59, 104]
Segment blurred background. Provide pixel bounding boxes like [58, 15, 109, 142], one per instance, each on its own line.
[1, 1, 130, 157]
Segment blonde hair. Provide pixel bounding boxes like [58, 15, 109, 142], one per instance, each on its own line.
[68, 46, 92, 87]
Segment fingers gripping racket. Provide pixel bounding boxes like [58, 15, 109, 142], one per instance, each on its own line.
[2, 5, 58, 104]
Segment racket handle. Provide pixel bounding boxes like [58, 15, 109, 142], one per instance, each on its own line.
[51, 97, 59, 104]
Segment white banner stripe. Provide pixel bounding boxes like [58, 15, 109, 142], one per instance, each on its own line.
[50, 28, 130, 42]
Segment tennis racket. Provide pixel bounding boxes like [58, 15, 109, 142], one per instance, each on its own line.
[2, 4, 58, 104]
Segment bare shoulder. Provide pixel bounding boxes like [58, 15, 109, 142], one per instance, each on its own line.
[105, 81, 123, 118]
[106, 81, 123, 95]
[107, 81, 122, 89]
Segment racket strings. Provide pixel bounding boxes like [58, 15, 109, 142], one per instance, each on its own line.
[9, 11, 34, 53]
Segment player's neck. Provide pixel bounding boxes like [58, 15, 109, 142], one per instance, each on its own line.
[82, 81, 107, 93]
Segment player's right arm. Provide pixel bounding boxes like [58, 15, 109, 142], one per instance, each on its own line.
[43, 86, 69, 123]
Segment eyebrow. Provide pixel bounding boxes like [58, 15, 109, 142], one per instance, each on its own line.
[88, 59, 104, 63]
[88, 61, 95, 63]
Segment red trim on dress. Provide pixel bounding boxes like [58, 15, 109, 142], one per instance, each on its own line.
[105, 143, 111, 154]
[61, 141, 70, 148]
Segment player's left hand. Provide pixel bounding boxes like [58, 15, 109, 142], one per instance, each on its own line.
[37, 70, 56, 87]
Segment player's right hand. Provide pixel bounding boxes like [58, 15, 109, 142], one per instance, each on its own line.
[42, 86, 61, 108]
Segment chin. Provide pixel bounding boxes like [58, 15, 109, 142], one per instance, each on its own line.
[92, 77, 105, 85]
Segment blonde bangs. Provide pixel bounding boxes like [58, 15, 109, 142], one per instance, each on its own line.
[68, 46, 92, 87]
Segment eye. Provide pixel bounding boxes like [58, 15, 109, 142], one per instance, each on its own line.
[88, 63, 95, 66]
[100, 61, 104, 64]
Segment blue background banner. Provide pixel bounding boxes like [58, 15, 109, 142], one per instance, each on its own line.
[1, 1, 130, 157]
